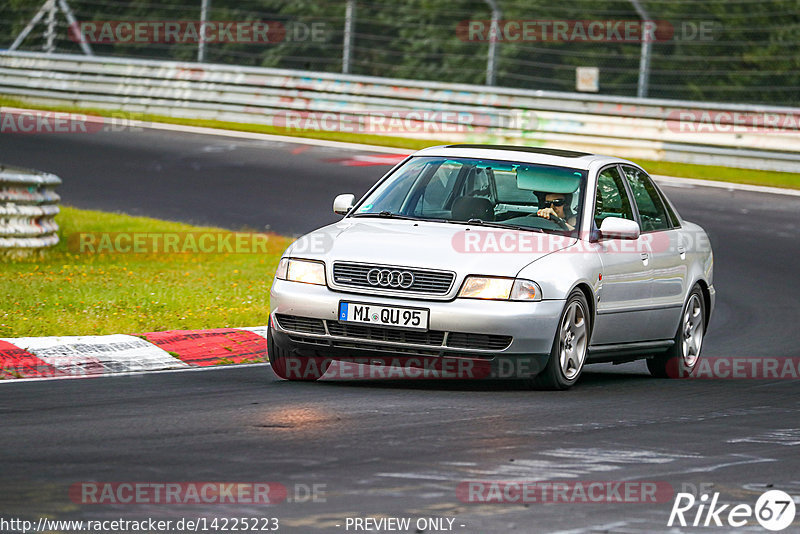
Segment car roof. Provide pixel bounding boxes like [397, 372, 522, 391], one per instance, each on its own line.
[412, 144, 631, 171]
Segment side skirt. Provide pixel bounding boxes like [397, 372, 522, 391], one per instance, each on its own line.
[587, 340, 674, 363]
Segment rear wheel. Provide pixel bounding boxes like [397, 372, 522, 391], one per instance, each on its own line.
[647, 285, 706, 378]
[267, 325, 329, 381]
[530, 290, 591, 390]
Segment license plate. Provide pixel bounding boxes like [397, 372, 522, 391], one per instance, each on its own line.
[338, 302, 429, 330]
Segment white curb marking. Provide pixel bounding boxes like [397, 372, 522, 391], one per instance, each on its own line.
[653, 174, 800, 197]
[1, 334, 188, 375]
[238, 326, 269, 340]
[129, 116, 411, 154]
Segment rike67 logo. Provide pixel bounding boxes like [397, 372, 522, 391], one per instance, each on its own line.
[668, 490, 796, 531]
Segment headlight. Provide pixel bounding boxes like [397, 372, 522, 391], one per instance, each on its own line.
[458, 276, 541, 301]
[459, 276, 513, 300]
[275, 258, 326, 285]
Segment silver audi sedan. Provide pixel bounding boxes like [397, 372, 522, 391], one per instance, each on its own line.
[268, 145, 715, 389]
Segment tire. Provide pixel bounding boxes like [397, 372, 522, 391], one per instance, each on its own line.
[647, 285, 706, 378]
[530, 290, 592, 390]
[267, 325, 329, 381]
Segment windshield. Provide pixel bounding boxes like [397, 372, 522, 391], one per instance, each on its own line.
[351, 156, 586, 234]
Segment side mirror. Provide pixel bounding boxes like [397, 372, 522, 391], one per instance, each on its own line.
[599, 217, 640, 240]
[333, 194, 355, 215]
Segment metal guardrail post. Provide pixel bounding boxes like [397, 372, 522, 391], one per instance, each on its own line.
[484, 0, 501, 86]
[629, 0, 652, 99]
[0, 165, 61, 249]
[342, 0, 355, 74]
[198, 0, 210, 62]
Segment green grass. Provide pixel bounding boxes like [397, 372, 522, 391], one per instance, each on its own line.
[3, 95, 798, 189]
[1, 207, 291, 337]
[634, 160, 800, 189]
[0, 96, 432, 152]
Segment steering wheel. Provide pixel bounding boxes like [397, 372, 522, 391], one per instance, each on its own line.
[534, 211, 570, 230]
[547, 214, 570, 230]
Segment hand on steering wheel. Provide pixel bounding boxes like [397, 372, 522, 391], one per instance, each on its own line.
[548, 214, 570, 230]
[536, 208, 570, 230]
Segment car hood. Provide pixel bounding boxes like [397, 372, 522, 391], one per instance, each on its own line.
[286, 218, 577, 277]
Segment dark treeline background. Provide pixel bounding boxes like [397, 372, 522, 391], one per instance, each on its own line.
[3, 0, 799, 105]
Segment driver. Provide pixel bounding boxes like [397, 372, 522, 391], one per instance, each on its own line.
[537, 193, 576, 231]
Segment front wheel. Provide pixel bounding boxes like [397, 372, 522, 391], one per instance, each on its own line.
[530, 290, 591, 390]
[267, 325, 329, 381]
[647, 285, 706, 378]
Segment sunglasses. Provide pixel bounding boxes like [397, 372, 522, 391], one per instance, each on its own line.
[543, 199, 566, 208]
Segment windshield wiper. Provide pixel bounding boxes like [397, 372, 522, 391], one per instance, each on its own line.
[352, 211, 423, 221]
[445, 219, 543, 233]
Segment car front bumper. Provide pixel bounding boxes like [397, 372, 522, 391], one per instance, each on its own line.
[269, 279, 565, 365]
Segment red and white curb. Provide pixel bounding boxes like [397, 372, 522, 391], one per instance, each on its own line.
[0, 326, 269, 380]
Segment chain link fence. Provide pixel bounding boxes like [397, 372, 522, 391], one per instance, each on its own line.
[2, 0, 799, 106]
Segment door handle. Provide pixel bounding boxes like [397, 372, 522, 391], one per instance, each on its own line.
[640, 252, 650, 265]
[677, 246, 686, 260]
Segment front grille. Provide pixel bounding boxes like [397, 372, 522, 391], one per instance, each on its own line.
[327, 322, 445, 346]
[275, 314, 326, 335]
[276, 315, 513, 353]
[287, 334, 328, 346]
[447, 332, 513, 351]
[333, 262, 455, 295]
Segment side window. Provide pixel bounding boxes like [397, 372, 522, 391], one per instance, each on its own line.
[594, 166, 635, 227]
[661, 193, 682, 228]
[622, 166, 671, 232]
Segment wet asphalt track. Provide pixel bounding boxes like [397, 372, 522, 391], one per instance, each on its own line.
[1, 128, 799, 533]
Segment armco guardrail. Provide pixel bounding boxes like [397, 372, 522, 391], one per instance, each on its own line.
[0, 165, 61, 249]
[1, 51, 799, 173]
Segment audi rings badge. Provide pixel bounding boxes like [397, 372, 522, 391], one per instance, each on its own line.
[366, 268, 415, 289]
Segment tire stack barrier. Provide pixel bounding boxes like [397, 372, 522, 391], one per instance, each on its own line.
[0, 165, 61, 249]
